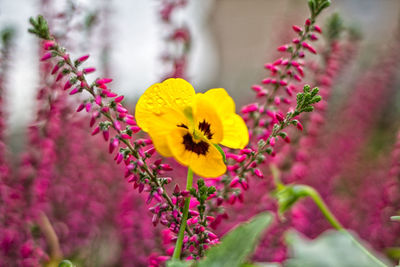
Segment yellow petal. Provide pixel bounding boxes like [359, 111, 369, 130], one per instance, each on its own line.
[135, 78, 195, 132]
[147, 108, 188, 157]
[219, 114, 249, 149]
[167, 128, 226, 178]
[193, 94, 224, 144]
[203, 88, 249, 149]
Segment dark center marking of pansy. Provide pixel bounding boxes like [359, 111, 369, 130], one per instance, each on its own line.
[177, 123, 188, 129]
[198, 120, 213, 140]
[182, 133, 209, 155]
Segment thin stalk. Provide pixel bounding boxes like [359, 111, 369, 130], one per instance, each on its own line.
[304, 186, 388, 267]
[172, 168, 194, 260]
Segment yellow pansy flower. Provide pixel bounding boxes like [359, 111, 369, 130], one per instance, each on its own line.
[135, 78, 249, 178]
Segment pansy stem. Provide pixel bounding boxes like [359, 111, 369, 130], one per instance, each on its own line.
[172, 168, 194, 260]
[305, 186, 388, 267]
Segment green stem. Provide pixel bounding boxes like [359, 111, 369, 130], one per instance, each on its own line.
[304, 186, 388, 267]
[172, 168, 194, 260]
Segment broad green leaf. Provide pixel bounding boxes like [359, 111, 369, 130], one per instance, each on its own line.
[285, 230, 391, 267]
[166, 260, 192, 267]
[197, 212, 273, 267]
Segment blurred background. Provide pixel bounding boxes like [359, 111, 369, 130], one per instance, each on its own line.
[0, 0, 399, 132]
[1, 1, 400, 266]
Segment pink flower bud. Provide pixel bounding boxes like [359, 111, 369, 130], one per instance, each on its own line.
[91, 126, 100, 136]
[313, 25, 322, 33]
[292, 25, 302, 33]
[55, 73, 64, 82]
[262, 78, 271, 84]
[241, 103, 258, 114]
[274, 97, 281, 105]
[270, 137, 276, 147]
[277, 45, 289, 52]
[83, 67, 96, 74]
[254, 169, 263, 179]
[51, 64, 59, 75]
[120, 133, 131, 139]
[97, 78, 113, 85]
[310, 34, 318, 41]
[109, 138, 119, 154]
[69, 88, 79, 95]
[251, 85, 262, 92]
[275, 113, 284, 122]
[230, 177, 240, 187]
[125, 118, 136, 126]
[77, 54, 89, 63]
[85, 102, 92, 112]
[305, 18, 311, 26]
[40, 52, 52, 61]
[76, 103, 85, 112]
[63, 80, 72, 90]
[228, 195, 236, 205]
[284, 136, 291, 143]
[160, 164, 173, 171]
[116, 105, 127, 113]
[115, 95, 124, 102]
[103, 130, 109, 141]
[279, 80, 288, 86]
[293, 74, 302, 82]
[95, 95, 102, 105]
[43, 40, 55, 50]
[131, 126, 141, 133]
[296, 122, 303, 131]
[114, 120, 121, 131]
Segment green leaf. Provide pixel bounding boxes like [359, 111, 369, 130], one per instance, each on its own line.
[285, 230, 391, 267]
[166, 260, 192, 267]
[58, 260, 76, 267]
[197, 212, 273, 267]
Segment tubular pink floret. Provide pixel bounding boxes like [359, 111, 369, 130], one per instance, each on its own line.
[40, 52, 52, 61]
[292, 25, 302, 33]
[83, 67, 96, 74]
[97, 78, 113, 85]
[313, 25, 322, 33]
[277, 45, 289, 52]
[78, 54, 89, 63]
[43, 40, 55, 50]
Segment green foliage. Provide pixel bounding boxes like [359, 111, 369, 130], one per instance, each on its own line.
[58, 260, 76, 267]
[326, 13, 344, 41]
[213, 144, 226, 164]
[293, 85, 322, 116]
[167, 260, 192, 267]
[28, 15, 52, 40]
[308, 0, 331, 18]
[196, 212, 273, 267]
[274, 184, 311, 217]
[285, 230, 390, 267]
[1, 27, 15, 46]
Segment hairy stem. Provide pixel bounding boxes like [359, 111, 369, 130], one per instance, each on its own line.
[172, 168, 194, 260]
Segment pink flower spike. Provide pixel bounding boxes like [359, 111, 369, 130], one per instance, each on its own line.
[277, 45, 288, 52]
[51, 64, 60, 75]
[40, 52, 52, 61]
[91, 126, 100, 136]
[314, 25, 322, 33]
[115, 95, 124, 103]
[78, 54, 89, 62]
[43, 40, 55, 50]
[69, 88, 79, 95]
[83, 67, 96, 74]
[292, 25, 302, 33]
